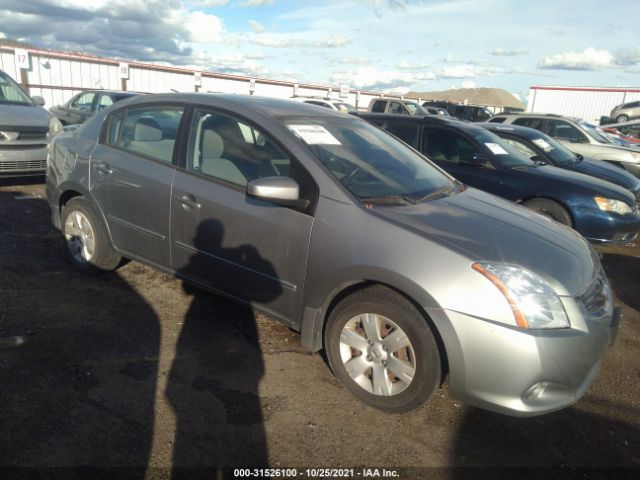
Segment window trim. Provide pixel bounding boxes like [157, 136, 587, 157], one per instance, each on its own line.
[421, 124, 498, 170]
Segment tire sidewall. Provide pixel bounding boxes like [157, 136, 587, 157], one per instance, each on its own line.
[325, 288, 441, 413]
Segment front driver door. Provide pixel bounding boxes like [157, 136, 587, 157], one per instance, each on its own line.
[170, 107, 316, 324]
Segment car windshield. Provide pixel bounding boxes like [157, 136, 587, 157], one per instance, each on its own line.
[579, 121, 612, 144]
[0, 71, 33, 105]
[529, 133, 578, 165]
[471, 129, 534, 168]
[334, 102, 357, 113]
[285, 117, 457, 203]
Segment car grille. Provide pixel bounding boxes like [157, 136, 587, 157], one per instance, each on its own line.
[0, 159, 47, 172]
[16, 131, 48, 141]
[577, 271, 612, 320]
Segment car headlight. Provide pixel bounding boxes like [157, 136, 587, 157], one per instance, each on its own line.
[48, 117, 63, 137]
[594, 197, 632, 215]
[472, 262, 570, 329]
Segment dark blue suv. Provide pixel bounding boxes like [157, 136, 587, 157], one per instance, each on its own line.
[360, 113, 640, 244]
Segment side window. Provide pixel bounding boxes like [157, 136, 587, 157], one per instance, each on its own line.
[489, 117, 506, 123]
[70, 92, 96, 111]
[504, 137, 536, 158]
[97, 95, 114, 111]
[513, 117, 545, 131]
[547, 120, 586, 143]
[422, 128, 476, 164]
[106, 106, 184, 163]
[387, 123, 420, 148]
[388, 102, 405, 115]
[371, 100, 386, 113]
[188, 109, 292, 187]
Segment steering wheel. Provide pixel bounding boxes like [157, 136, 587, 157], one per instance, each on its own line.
[342, 166, 363, 186]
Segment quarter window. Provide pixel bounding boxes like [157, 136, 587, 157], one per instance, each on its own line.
[513, 118, 545, 131]
[106, 106, 184, 163]
[97, 95, 114, 111]
[371, 100, 386, 113]
[387, 123, 420, 147]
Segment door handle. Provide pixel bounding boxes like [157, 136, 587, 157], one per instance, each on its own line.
[95, 162, 113, 175]
[175, 194, 201, 210]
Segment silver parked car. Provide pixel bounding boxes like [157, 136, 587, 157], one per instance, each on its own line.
[0, 69, 63, 176]
[610, 100, 640, 123]
[489, 113, 640, 178]
[46, 94, 619, 416]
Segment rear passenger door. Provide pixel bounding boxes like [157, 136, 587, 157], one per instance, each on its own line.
[170, 107, 316, 323]
[89, 104, 185, 269]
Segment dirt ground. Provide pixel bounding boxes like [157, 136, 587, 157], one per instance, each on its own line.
[0, 178, 639, 479]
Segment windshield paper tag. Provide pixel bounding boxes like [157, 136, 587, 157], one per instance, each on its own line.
[532, 138, 553, 152]
[287, 125, 342, 145]
[484, 142, 508, 155]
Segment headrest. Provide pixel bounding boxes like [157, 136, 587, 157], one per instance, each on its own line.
[202, 129, 224, 159]
[134, 118, 162, 141]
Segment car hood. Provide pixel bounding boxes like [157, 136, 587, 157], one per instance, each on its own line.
[0, 103, 52, 128]
[375, 187, 597, 296]
[514, 164, 636, 205]
[567, 157, 640, 193]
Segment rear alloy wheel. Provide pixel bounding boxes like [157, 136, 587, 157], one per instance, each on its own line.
[325, 286, 441, 413]
[61, 197, 121, 273]
[523, 198, 572, 226]
[616, 114, 629, 123]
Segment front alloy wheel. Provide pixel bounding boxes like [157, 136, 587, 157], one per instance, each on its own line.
[325, 285, 441, 413]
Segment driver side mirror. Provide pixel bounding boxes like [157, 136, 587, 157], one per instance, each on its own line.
[531, 155, 547, 166]
[32, 96, 45, 107]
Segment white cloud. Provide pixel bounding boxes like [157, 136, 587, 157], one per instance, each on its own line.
[248, 20, 265, 33]
[252, 32, 350, 48]
[397, 61, 430, 70]
[538, 47, 614, 70]
[241, 0, 274, 6]
[439, 64, 478, 78]
[331, 66, 436, 90]
[187, 11, 224, 44]
[188, 0, 229, 7]
[461, 80, 476, 88]
[490, 48, 528, 56]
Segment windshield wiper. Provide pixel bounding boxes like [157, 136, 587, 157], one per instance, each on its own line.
[409, 184, 461, 204]
[360, 195, 417, 206]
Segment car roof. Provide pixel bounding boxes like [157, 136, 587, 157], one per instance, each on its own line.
[479, 122, 546, 139]
[359, 112, 483, 132]
[112, 93, 350, 119]
[494, 112, 582, 121]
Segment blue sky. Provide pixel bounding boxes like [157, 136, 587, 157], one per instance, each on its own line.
[1, 0, 639, 101]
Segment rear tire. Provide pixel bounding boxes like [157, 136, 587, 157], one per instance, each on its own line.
[61, 197, 121, 274]
[325, 285, 441, 413]
[616, 114, 629, 123]
[523, 198, 572, 226]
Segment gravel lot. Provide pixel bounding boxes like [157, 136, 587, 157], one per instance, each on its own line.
[1, 179, 639, 479]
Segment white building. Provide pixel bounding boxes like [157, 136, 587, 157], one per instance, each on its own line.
[527, 85, 640, 124]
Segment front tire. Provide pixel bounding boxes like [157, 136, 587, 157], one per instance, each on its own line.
[61, 197, 121, 273]
[616, 114, 629, 123]
[523, 198, 572, 226]
[325, 285, 441, 413]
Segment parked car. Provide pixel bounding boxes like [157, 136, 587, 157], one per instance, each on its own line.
[424, 106, 450, 116]
[368, 97, 430, 116]
[0, 69, 63, 177]
[601, 126, 640, 144]
[360, 113, 640, 244]
[422, 101, 493, 122]
[489, 113, 640, 178]
[48, 93, 619, 416]
[610, 100, 640, 123]
[292, 97, 357, 114]
[478, 122, 640, 196]
[50, 90, 139, 125]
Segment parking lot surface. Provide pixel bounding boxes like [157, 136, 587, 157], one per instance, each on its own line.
[1, 180, 639, 479]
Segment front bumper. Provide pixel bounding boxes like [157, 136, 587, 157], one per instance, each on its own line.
[0, 145, 47, 175]
[434, 299, 619, 417]
[574, 207, 640, 245]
